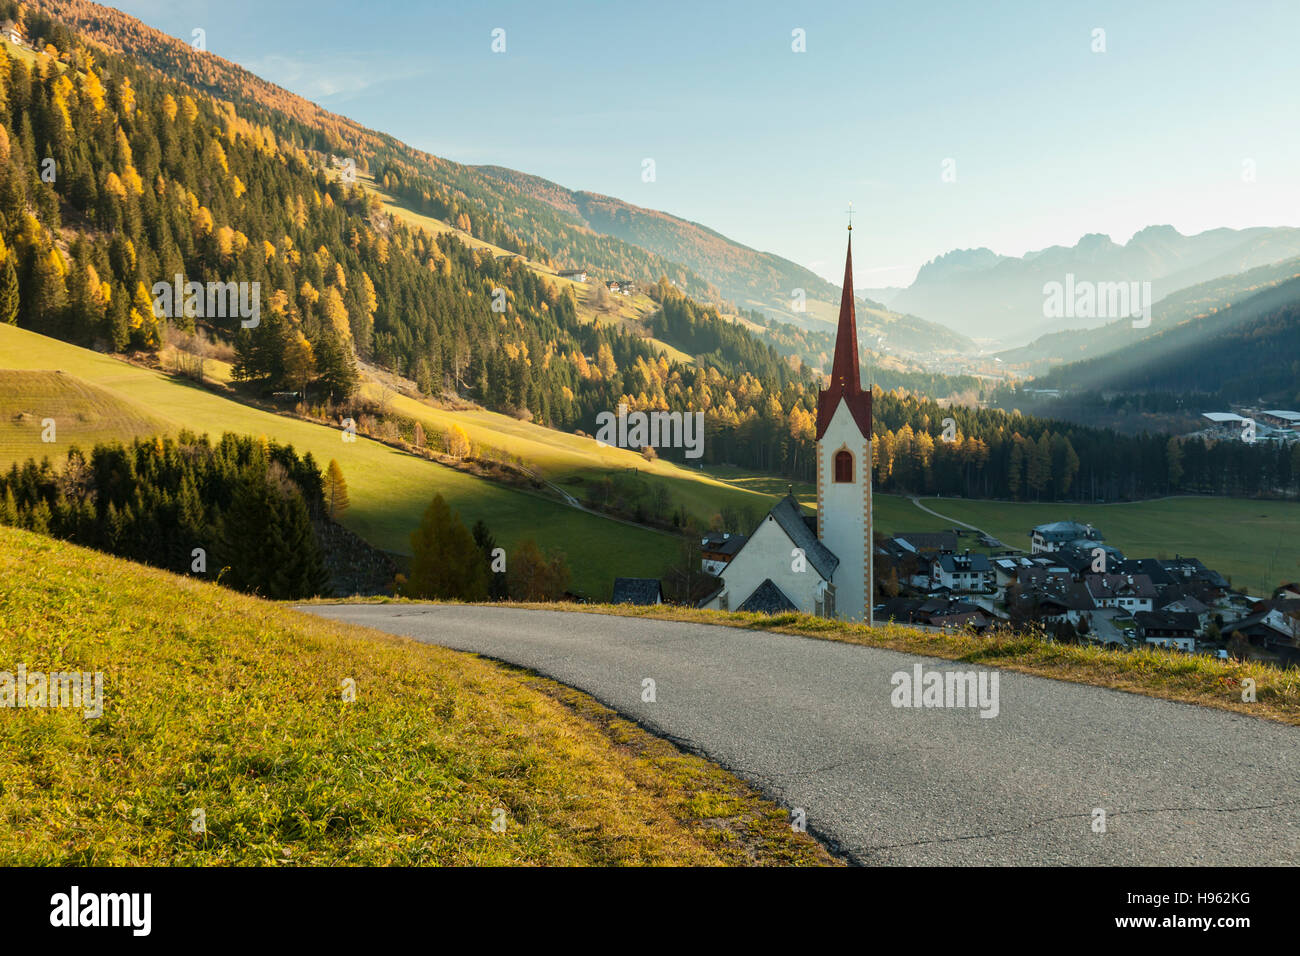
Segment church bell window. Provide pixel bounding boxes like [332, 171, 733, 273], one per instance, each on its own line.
[834, 449, 853, 483]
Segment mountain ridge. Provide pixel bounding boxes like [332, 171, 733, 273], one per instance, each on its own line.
[890, 224, 1300, 347]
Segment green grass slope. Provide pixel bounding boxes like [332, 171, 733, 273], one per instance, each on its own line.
[0, 369, 177, 466]
[0, 324, 677, 598]
[0, 526, 833, 865]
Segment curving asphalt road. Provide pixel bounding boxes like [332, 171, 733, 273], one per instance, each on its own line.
[296, 604, 1300, 865]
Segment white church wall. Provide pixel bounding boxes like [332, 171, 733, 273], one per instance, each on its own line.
[817, 399, 871, 622]
[709, 513, 826, 614]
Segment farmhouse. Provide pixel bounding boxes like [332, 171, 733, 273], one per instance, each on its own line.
[698, 228, 872, 621]
[1030, 520, 1102, 554]
[1135, 610, 1199, 652]
[931, 552, 994, 593]
[1, 19, 25, 46]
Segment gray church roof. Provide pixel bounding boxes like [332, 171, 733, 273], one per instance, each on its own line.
[611, 577, 662, 605]
[737, 578, 797, 614]
[765, 494, 840, 580]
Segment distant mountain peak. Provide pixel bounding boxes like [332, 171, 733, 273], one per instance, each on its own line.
[913, 247, 1008, 284]
[1129, 224, 1183, 244]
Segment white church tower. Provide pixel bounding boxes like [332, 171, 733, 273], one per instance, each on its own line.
[815, 224, 873, 624]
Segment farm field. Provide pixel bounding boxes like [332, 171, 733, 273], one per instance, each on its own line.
[0, 324, 678, 598]
[914, 496, 1300, 595]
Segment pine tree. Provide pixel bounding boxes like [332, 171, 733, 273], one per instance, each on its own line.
[217, 461, 327, 599]
[0, 245, 18, 325]
[324, 459, 349, 520]
[472, 518, 506, 600]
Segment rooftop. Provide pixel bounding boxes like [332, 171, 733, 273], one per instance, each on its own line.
[611, 577, 662, 605]
[764, 495, 839, 581]
[737, 579, 797, 615]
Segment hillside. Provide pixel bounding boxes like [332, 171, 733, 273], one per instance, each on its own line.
[0, 368, 173, 462]
[27, 0, 968, 360]
[889, 225, 1300, 347]
[997, 255, 1300, 376]
[0, 1, 843, 491]
[0, 323, 687, 597]
[1028, 275, 1300, 404]
[0, 524, 831, 865]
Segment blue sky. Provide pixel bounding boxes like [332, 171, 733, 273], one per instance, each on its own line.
[111, 0, 1300, 288]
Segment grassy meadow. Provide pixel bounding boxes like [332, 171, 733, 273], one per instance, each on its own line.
[0, 526, 833, 865]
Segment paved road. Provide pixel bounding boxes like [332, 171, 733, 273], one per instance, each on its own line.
[297, 604, 1300, 865]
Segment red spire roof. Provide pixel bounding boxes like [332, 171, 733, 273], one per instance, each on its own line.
[816, 233, 872, 441]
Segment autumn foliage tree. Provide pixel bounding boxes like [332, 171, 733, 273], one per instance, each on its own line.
[505, 538, 570, 601]
[401, 493, 488, 600]
[324, 458, 349, 520]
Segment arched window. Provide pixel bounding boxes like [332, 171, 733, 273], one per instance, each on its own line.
[834, 449, 853, 483]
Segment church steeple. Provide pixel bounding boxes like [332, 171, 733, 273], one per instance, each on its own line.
[816, 231, 872, 441]
[830, 233, 861, 394]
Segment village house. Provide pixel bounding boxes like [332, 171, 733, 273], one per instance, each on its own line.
[930, 551, 995, 593]
[1221, 604, 1300, 667]
[876, 596, 992, 632]
[1157, 593, 1212, 630]
[992, 555, 1035, 589]
[1030, 520, 1103, 554]
[611, 577, 663, 606]
[1050, 541, 1126, 577]
[1134, 610, 1200, 652]
[700, 532, 747, 576]
[1274, 583, 1300, 602]
[1, 19, 25, 46]
[1085, 573, 1157, 613]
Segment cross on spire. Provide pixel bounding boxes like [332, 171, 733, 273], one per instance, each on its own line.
[846, 202, 854, 231]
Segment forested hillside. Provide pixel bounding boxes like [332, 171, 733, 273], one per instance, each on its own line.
[1023, 277, 1300, 406]
[997, 255, 1300, 375]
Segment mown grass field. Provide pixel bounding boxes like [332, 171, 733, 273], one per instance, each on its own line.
[0, 369, 174, 465]
[914, 496, 1300, 595]
[0, 324, 679, 598]
[175, 332, 786, 530]
[0, 526, 834, 865]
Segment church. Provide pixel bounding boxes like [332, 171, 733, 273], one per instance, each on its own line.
[699, 226, 874, 624]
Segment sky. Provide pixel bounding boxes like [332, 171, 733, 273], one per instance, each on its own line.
[110, 0, 1300, 289]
